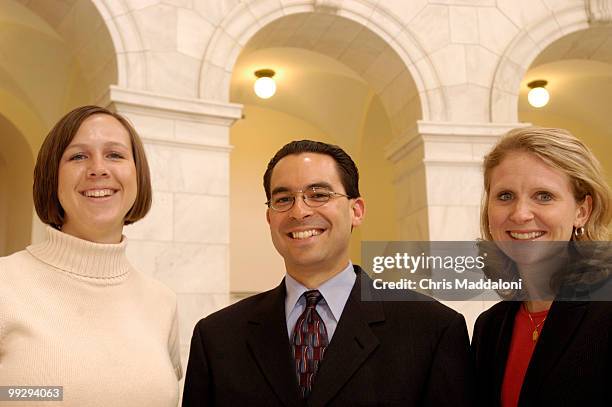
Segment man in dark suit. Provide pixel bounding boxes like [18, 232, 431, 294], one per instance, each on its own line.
[183, 140, 473, 406]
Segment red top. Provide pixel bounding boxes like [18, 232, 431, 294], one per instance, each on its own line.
[501, 305, 549, 407]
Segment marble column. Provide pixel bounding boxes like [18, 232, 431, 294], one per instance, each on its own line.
[101, 85, 242, 369]
[385, 120, 528, 333]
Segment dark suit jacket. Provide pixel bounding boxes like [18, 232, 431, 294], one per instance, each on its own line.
[472, 301, 612, 406]
[183, 265, 473, 406]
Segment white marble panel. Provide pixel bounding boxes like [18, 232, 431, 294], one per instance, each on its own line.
[126, 0, 160, 11]
[423, 88, 446, 121]
[125, 191, 174, 240]
[477, 7, 519, 55]
[142, 142, 173, 191]
[208, 30, 239, 69]
[526, 15, 562, 46]
[147, 51, 200, 97]
[152, 243, 229, 294]
[162, 0, 191, 6]
[472, 142, 498, 160]
[369, 7, 404, 41]
[224, 4, 259, 41]
[247, 0, 283, 19]
[410, 5, 450, 53]
[174, 120, 230, 146]
[394, 28, 426, 65]
[193, 0, 241, 26]
[449, 6, 478, 44]
[426, 165, 467, 206]
[103, 0, 130, 17]
[177, 293, 231, 341]
[445, 84, 489, 122]
[493, 58, 523, 94]
[429, 44, 467, 86]
[426, 163, 483, 206]
[123, 51, 147, 89]
[199, 62, 230, 101]
[125, 240, 167, 276]
[414, 57, 439, 92]
[127, 111, 175, 141]
[172, 149, 229, 195]
[174, 194, 229, 243]
[379, 0, 428, 25]
[177, 9, 215, 59]
[490, 89, 518, 123]
[466, 45, 499, 88]
[428, 205, 481, 241]
[424, 140, 472, 162]
[132, 3, 178, 51]
[429, 0, 494, 4]
[112, 13, 144, 52]
[497, 0, 550, 29]
[555, 8, 588, 36]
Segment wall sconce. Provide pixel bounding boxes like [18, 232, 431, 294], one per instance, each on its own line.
[527, 80, 549, 108]
[254, 69, 276, 99]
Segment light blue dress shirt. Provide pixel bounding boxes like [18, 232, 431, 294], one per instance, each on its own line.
[285, 262, 356, 341]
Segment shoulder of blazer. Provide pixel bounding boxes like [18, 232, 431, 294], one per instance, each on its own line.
[194, 280, 285, 333]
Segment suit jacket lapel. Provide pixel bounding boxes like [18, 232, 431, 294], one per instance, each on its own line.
[308, 267, 384, 406]
[492, 302, 520, 404]
[519, 301, 588, 405]
[246, 280, 304, 407]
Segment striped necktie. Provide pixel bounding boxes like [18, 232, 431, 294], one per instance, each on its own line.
[291, 290, 329, 398]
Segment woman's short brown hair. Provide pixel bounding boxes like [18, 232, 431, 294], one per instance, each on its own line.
[33, 105, 152, 228]
[481, 126, 611, 241]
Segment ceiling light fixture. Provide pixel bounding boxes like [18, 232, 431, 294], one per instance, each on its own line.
[527, 80, 550, 108]
[254, 69, 276, 99]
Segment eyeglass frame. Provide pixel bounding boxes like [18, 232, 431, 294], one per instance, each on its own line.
[265, 186, 352, 212]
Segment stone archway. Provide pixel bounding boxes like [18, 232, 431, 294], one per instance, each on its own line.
[490, 1, 612, 123]
[198, 0, 446, 123]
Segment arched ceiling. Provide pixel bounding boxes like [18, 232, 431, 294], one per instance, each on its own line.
[0, 0, 116, 152]
[532, 26, 612, 67]
[232, 12, 421, 140]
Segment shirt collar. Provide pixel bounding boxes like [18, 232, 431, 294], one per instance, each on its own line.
[285, 262, 356, 322]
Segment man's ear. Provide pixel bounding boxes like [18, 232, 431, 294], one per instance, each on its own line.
[351, 197, 365, 227]
[266, 208, 271, 225]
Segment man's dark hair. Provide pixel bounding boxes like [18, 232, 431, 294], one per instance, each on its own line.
[263, 140, 360, 200]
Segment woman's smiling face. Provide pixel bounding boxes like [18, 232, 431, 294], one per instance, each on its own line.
[57, 114, 137, 243]
[487, 151, 591, 243]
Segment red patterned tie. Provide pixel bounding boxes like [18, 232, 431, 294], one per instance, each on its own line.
[291, 290, 329, 398]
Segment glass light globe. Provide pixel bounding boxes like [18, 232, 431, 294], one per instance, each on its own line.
[254, 77, 276, 99]
[528, 87, 549, 108]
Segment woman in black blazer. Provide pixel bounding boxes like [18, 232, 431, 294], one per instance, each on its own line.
[472, 127, 612, 406]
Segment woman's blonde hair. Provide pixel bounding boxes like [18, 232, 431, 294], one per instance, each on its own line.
[481, 126, 611, 241]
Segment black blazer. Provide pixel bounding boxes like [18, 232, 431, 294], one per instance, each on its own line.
[183, 265, 474, 406]
[472, 301, 612, 406]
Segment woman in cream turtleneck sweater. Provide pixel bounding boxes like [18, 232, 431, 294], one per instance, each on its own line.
[0, 106, 181, 406]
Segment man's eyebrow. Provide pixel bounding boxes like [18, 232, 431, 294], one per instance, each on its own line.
[306, 182, 333, 190]
[270, 182, 334, 196]
[271, 186, 290, 195]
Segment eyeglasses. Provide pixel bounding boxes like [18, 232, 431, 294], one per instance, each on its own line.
[265, 187, 351, 212]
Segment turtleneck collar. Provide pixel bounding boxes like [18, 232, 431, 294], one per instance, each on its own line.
[26, 226, 131, 281]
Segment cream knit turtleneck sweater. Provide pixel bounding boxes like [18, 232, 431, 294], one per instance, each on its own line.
[0, 227, 181, 407]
